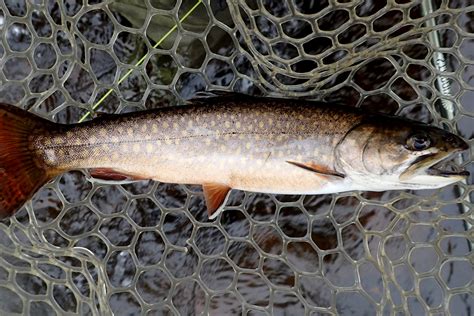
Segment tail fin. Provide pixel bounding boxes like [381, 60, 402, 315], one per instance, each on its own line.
[0, 103, 56, 219]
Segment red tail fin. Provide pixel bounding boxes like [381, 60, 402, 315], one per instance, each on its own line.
[0, 103, 56, 219]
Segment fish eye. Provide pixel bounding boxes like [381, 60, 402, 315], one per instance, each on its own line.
[406, 133, 432, 151]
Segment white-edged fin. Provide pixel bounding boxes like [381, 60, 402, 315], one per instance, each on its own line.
[88, 168, 148, 185]
[202, 183, 231, 220]
[88, 178, 144, 185]
[286, 161, 345, 179]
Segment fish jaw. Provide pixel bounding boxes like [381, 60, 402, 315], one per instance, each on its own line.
[398, 142, 469, 188]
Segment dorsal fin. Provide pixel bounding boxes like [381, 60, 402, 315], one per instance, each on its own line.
[286, 161, 345, 179]
[189, 91, 262, 105]
[202, 183, 231, 219]
[93, 111, 114, 119]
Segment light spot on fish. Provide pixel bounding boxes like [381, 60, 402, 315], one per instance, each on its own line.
[246, 142, 251, 150]
[173, 122, 179, 129]
[163, 122, 169, 129]
[133, 144, 140, 153]
[146, 143, 153, 153]
[112, 152, 119, 160]
[127, 128, 133, 136]
[43, 149, 56, 163]
[211, 121, 216, 127]
[99, 128, 107, 137]
[205, 139, 211, 146]
[225, 121, 231, 128]
[53, 137, 64, 145]
[141, 125, 147, 133]
[259, 121, 264, 128]
[165, 139, 172, 145]
[156, 140, 162, 146]
[236, 121, 241, 128]
[152, 124, 158, 133]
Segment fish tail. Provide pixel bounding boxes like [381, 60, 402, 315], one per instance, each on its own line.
[0, 103, 56, 219]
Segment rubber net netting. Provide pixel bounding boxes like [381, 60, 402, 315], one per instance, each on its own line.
[0, 0, 472, 315]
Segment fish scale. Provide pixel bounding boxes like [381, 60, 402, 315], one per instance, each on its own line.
[33, 99, 360, 182]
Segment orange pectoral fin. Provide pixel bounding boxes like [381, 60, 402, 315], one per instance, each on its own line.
[202, 183, 231, 220]
[286, 161, 345, 179]
[90, 168, 148, 182]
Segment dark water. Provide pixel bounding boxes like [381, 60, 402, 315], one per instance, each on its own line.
[0, 0, 473, 315]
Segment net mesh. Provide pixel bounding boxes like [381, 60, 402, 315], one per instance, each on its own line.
[0, 0, 472, 314]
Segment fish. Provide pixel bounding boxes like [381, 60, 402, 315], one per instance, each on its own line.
[0, 94, 469, 220]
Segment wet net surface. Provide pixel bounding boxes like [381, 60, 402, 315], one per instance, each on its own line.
[0, 0, 472, 315]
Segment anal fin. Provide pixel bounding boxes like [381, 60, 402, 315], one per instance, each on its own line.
[202, 183, 231, 220]
[286, 161, 345, 179]
[89, 168, 148, 184]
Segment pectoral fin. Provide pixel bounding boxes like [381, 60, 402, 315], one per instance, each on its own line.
[286, 161, 345, 179]
[202, 183, 231, 219]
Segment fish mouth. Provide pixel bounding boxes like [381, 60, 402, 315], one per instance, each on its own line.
[425, 161, 470, 178]
[400, 149, 469, 183]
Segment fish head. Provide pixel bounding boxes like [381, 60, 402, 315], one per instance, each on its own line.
[335, 115, 470, 190]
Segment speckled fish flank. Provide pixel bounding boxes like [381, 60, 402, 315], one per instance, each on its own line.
[0, 95, 469, 219]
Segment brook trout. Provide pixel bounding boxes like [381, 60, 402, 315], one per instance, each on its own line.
[0, 95, 469, 219]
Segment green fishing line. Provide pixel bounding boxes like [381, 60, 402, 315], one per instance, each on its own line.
[78, 0, 203, 123]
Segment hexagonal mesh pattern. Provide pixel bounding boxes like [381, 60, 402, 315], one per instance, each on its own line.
[0, 0, 472, 315]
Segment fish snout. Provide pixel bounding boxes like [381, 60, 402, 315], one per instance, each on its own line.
[443, 133, 469, 151]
